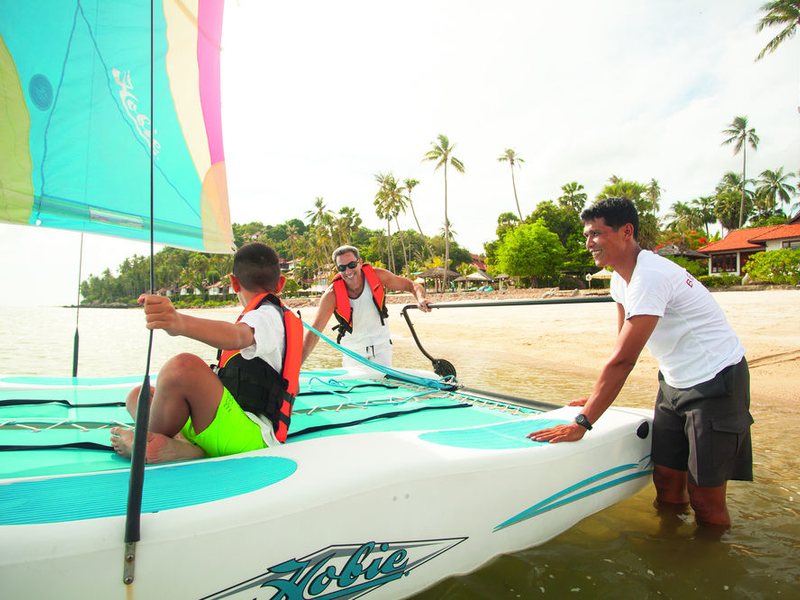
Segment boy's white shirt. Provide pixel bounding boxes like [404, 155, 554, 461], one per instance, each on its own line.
[236, 302, 285, 444]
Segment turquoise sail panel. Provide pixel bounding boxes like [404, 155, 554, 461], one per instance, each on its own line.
[0, 0, 234, 253]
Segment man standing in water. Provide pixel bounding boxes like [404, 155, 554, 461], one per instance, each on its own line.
[302, 245, 431, 368]
[528, 197, 753, 528]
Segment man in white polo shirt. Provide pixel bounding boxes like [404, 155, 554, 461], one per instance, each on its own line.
[528, 197, 752, 529]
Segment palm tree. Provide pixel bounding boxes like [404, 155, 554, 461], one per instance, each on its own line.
[644, 179, 662, 215]
[374, 173, 394, 270]
[305, 196, 332, 229]
[665, 201, 704, 235]
[285, 224, 304, 269]
[756, 167, 797, 214]
[497, 148, 524, 220]
[598, 177, 659, 249]
[691, 195, 717, 238]
[332, 206, 362, 249]
[304, 197, 335, 269]
[423, 134, 465, 291]
[403, 178, 432, 258]
[558, 182, 587, 213]
[756, 1, 800, 60]
[374, 172, 407, 272]
[722, 116, 760, 228]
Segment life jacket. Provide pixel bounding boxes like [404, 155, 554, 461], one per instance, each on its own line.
[332, 263, 388, 343]
[215, 293, 302, 443]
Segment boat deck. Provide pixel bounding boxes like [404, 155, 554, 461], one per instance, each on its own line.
[0, 370, 559, 479]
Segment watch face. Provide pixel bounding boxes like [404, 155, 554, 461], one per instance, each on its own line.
[575, 414, 592, 430]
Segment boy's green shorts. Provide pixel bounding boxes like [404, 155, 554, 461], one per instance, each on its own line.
[180, 387, 268, 457]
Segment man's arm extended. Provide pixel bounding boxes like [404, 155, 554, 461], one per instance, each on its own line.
[301, 288, 336, 363]
[527, 312, 659, 443]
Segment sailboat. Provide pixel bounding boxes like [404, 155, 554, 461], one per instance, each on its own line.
[0, 2, 653, 599]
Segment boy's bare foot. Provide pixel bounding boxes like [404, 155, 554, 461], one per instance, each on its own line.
[110, 427, 205, 463]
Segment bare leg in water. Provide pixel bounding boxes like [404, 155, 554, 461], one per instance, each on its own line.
[654, 464, 731, 536]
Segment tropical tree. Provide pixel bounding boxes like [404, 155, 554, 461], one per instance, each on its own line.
[496, 211, 520, 239]
[715, 188, 753, 232]
[423, 134, 465, 291]
[374, 172, 395, 271]
[665, 201, 704, 243]
[374, 172, 407, 272]
[495, 220, 566, 287]
[497, 148, 525, 220]
[285, 223, 303, 267]
[402, 178, 432, 258]
[332, 206, 363, 249]
[756, 1, 800, 60]
[644, 179, 662, 215]
[305, 197, 333, 230]
[691, 196, 717, 238]
[721, 116, 760, 228]
[597, 178, 660, 249]
[558, 182, 588, 213]
[304, 196, 335, 268]
[756, 167, 797, 214]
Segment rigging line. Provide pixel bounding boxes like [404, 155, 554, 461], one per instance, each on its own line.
[301, 321, 456, 391]
[72, 232, 84, 377]
[0, 441, 114, 452]
[124, 0, 156, 585]
[296, 382, 400, 396]
[0, 398, 126, 408]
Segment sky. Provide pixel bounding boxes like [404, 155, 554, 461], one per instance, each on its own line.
[1, 0, 798, 306]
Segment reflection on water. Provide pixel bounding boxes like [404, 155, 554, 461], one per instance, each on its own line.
[1, 303, 798, 598]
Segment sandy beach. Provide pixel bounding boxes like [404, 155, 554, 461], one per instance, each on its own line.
[295, 287, 800, 425]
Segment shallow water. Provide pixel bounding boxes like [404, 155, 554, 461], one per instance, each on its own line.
[1, 297, 798, 598]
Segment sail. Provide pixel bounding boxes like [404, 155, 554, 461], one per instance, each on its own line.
[0, 0, 234, 254]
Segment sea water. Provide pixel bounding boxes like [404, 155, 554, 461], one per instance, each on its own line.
[1, 300, 797, 598]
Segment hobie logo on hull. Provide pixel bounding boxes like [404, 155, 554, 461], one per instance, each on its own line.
[204, 537, 467, 600]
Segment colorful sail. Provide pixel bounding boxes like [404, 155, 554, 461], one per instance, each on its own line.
[0, 0, 234, 254]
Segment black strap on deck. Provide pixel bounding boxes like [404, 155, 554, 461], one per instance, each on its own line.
[287, 402, 470, 439]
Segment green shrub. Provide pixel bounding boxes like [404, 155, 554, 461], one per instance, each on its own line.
[742, 249, 800, 285]
[282, 278, 301, 296]
[698, 274, 740, 288]
[666, 256, 706, 278]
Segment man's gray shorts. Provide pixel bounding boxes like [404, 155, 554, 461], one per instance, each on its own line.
[652, 358, 753, 487]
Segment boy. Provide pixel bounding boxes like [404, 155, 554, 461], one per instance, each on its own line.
[111, 243, 302, 463]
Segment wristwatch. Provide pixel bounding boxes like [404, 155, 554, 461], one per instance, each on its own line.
[575, 414, 593, 431]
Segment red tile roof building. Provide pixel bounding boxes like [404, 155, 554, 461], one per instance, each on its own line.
[697, 222, 800, 276]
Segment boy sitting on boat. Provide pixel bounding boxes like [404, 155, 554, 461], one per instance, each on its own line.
[110, 243, 302, 463]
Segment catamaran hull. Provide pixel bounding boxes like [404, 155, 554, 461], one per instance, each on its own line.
[0, 375, 652, 599]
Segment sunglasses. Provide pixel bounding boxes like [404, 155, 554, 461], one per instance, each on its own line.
[336, 260, 359, 272]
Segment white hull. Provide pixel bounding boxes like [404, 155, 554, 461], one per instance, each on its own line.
[0, 373, 652, 599]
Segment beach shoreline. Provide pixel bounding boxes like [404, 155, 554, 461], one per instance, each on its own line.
[281, 283, 798, 309]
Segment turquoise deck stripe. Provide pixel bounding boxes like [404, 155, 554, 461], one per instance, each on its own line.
[0, 455, 296, 525]
[494, 460, 653, 531]
[0, 375, 146, 386]
[418, 419, 568, 450]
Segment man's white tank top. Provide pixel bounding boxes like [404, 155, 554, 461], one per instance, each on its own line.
[340, 281, 391, 351]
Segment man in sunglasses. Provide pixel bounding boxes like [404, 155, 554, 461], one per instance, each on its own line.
[302, 245, 431, 368]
